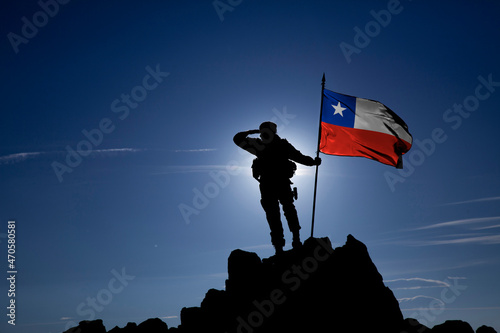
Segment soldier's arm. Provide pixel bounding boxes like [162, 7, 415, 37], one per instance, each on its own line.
[233, 130, 261, 155]
[286, 140, 321, 166]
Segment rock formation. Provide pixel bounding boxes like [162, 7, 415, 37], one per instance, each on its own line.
[63, 235, 497, 333]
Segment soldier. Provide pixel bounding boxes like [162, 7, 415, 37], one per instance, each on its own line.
[233, 121, 321, 254]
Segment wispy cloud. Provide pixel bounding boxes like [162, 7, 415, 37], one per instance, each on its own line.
[472, 224, 500, 230]
[398, 295, 445, 306]
[410, 234, 500, 246]
[0, 148, 218, 168]
[93, 148, 142, 153]
[401, 306, 500, 311]
[0, 152, 42, 164]
[414, 216, 500, 230]
[385, 277, 450, 290]
[137, 272, 227, 281]
[386, 213, 500, 248]
[150, 165, 244, 175]
[0, 148, 144, 165]
[380, 259, 487, 277]
[441, 196, 500, 206]
[89, 148, 143, 158]
[240, 243, 274, 251]
[172, 148, 217, 153]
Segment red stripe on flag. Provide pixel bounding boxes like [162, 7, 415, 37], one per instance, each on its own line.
[320, 122, 412, 167]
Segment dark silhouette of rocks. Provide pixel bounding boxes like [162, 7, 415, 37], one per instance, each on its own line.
[63, 235, 497, 333]
[400, 318, 432, 333]
[478, 325, 499, 333]
[65, 318, 170, 333]
[183, 235, 403, 333]
[432, 320, 474, 333]
[401, 318, 497, 333]
[63, 319, 106, 333]
[107, 318, 169, 333]
[108, 322, 137, 333]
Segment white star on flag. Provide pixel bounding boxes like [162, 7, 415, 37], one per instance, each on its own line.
[332, 102, 346, 117]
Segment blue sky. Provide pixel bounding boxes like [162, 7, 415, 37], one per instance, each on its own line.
[1, 0, 500, 332]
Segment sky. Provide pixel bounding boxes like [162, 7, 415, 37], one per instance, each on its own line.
[1, 0, 500, 332]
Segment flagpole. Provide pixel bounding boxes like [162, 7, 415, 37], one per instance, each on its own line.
[311, 73, 325, 238]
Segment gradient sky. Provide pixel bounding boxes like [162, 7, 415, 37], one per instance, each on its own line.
[1, 1, 500, 332]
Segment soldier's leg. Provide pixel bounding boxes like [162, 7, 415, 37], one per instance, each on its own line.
[259, 182, 285, 252]
[279, 182, 302, 248]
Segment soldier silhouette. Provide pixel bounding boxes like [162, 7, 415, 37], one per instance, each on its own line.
[234, 121, 321, 254]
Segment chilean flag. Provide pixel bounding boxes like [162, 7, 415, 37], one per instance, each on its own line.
[320, 89, 412, 168]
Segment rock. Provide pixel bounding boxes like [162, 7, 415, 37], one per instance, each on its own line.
[477, 325, 498, 333]
[401, 318, 431, 333]
[91, 318, 169, 333]
[432, 320, 474, 333]
[178, 235, 404, 333]
[226, 249, 262, 296]
[137, 318, 169, 333]
[64, 319, 106, 333]
[180, 306, 205, 332]
[66, 235, 497, 333]
[108, 322, 137, 333]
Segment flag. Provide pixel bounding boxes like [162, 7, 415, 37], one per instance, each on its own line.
[320, 89, 412, 168]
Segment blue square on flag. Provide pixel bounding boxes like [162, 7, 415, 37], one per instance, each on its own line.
[321, 90, 356, 128]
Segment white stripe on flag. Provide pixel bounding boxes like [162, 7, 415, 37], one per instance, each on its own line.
[354, 98, 412, 144]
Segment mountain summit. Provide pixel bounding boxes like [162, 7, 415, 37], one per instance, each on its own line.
[181, 235, 402, 332]
[65, 235, 497, 333]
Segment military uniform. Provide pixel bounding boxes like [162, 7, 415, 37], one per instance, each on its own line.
[233, 124, 319, 253]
